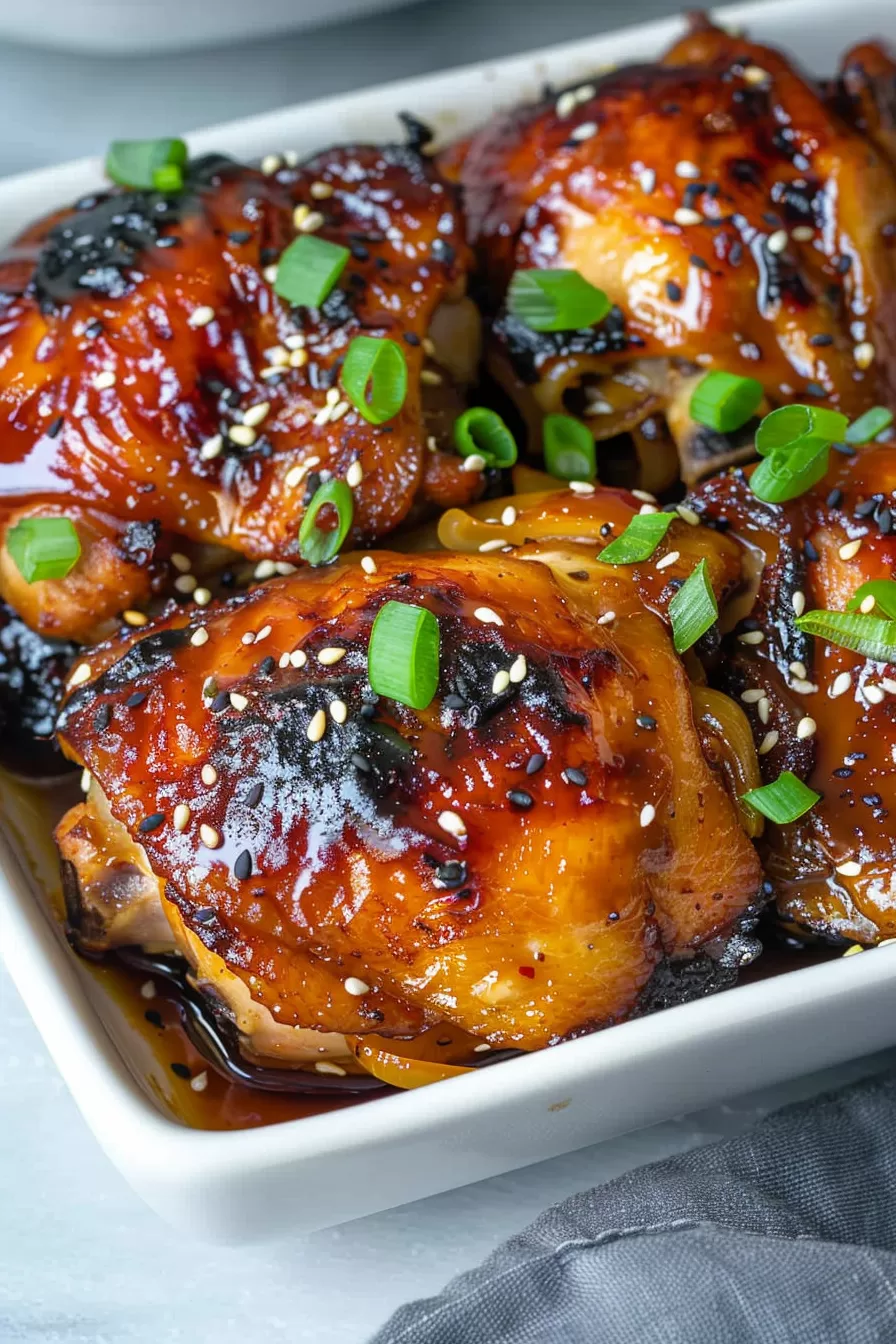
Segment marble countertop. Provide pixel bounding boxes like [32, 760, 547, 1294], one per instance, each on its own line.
[1, 1, 890, 1339]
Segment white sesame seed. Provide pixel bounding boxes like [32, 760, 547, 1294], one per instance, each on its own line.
[241, 631, 255, 646]
[289, 347, 308, 369]
[758, 730, 779, 755]
[255, 625, 271, 643]
[789, 660, 808, 679]
[284, 465, 306, 489]
[792, 590, 806, 617]
[242, 401, 271, 429]
[509, 654, 527, 684]
[266, 345, 290, 367]
[570, 121, 598, 142]
[473, 1042, 492, 1052]
[330, 699, 348, 724]
[675, 160, 700, 179]
[461, 453, 487, 473]
[314, 1062, 347, 1076]
[254, 560, 277, 580]
[230, 692, 249, 711]
[174, 573, 197, 595]
[122, 609, 148, 627]
[190, 1070, 209, 1092]
[188, 305, 216, 329]
[843, 944, 864, 957]
[173, 803, 191, 831]
[199, 823, 220, 849]
[201, 764, 218, 786]
[492, 669, 511, 695]
[676, 504, 701, 527]
[738, 630, 765, 645]
[569, 480, 596, 495]
[836, 860, 862, 877]
[597, 611, 615, 625]
[171, 551, 191, 573]
[742, 64, 770, 85]
[757, 697, 770, 725]
[344, 976, 370, 996]
[865, 684, 886, 705]
[193, 587, 212, 607]
[317, 647, 346, 666]
[290, 650, 307, 668]
[795, 716, 816, 740]
[346, 460, 364, 489]
[313, 404, 333, 427]
[631, 489, 657, 504]
[838, 538, 863, 560]
[310, 181, 334, 200]
[741, 689, 764, 704]
[860, 595, 876, 614]
[228, 424, 257, 448]
[501, 505, 518, 527]
[854, 342, 876, 370]
[263, 264, 279, 284]
[638, 503, 658, 515]
[80, 769, 91, 793]
[767, 229, 788, 254]
[674, 207, 703, 227]
[92, 370, 116, 390]
[479, 539, 507, 553]
[190, 627, 209, 648]
[200, 434, 223, 461]
[330, 400, 351, 422]
[656, 550, 680, 571]
[285, 334, 305, 351]
[307, 709, 327, 743]
[261, 153, 282, 175]
[69, 662, 92, 687]
[792, 226, 814, 242]
[638, 168, 657, 194]
[420, 369, 443, 386]
[791, 678, 819, 695]
[556, 91, 577, 118]
[260, 366, 283, 381]
[639, 803, 656, 828]
[140, 979, 156, 1000]
[298, 210, 325, 234]
[830, 671, 852, 699]
[359, 555, 377, 575]
[474, 607, 503, 626]
[278, 652, 291, 668]
[438, 810, 466, 838]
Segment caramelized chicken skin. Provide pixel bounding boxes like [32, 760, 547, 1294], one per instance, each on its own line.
[55, 527, 761, 1058]
[691, 438, 896, 945]
[445, 17, 896, 487]
[0, 147, 478, 641]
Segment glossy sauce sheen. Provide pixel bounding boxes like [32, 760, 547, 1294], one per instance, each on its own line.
[444, 21, 896, 409]
[0, 148, 475, 555]
[692, 441, 896, 943]
[56, 536, 761, 1051]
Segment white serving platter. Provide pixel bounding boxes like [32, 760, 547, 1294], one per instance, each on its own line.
[2, 0, 896, 1244]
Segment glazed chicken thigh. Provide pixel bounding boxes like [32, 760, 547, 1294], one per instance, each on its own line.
[0, 146, 478, 642]
[444, 17, 896, 491]
[55, 492, 762, 1073]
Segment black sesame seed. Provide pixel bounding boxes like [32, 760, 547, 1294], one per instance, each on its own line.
[404, 331, 421, 346]
[144, 1009, 163, 1028]
[444, 693, 466, 710]
[564, 767, 588, 786]
[689, 254, 709, 271]
[809, 333, 833, 347]
[258, 655, 276, 675]
[170, 1063, 192, 1080]
[607, 911, 620, 922]
[805, 382, 826, 399]
[228, 229, 252, 244]
[211, 691, 231, 712]
[833, 767, 853, 779]
[599, 522, 613, 538]
[351, 752, 371, 772]
[47, 415, 64, 438]
[862, 793, 882, 807]
[245, 782, 263, 808]
[826, 489, 843, 508]
[636, 714, 657, 731]
[435, 860, 467, 889]
[359, 703, 377, 720]
[125, 691, 147, 708]
[84, 318, 104, 338]
[93, 703, 112, 732]
[855, 498, 878, 518]
[665, 280, 682, 302]
[804, 539, 819, 562]
[568, 570, 590, 581]
[138, 812, 165, 833]
[525, 752, 546, 775]
[194, 907, 216, 923]
[877, 507, 893, 534]
[836, 255, 852, 274]
[506, 789, 534, 810]
[233, 849, 253, 881]
[259, 246, 279, 265]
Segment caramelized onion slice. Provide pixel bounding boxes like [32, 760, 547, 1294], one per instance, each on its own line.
[690, 686, 765, 838]
[349, 1034, 476, 1089]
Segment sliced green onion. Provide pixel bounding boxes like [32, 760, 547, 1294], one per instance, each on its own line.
[543, 414, 595, 480]
[668, 559, 718, 653]
[749, 438, 831, 504]
[846, 580, 896, 620]
[845, 406, 894, 445]
[105, 138, 187, 191]
[274, 234, 350, 308]
[743, 771, 820, 824]
[368, 600, 440, 710]
[6, 517, 81, 583]
[754, 404, 848, 457]
[795, 608, 896, 663]
[689, 371, 763, 434]
[298, 479, 353, 566]
[453, 408, 517, 468]
[342, 336, 408, 425]
[507, 268, 610, 332]
[597, 511, 674, 565]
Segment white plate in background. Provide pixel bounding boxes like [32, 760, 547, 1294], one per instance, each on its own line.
[1, 0, 895, 1242]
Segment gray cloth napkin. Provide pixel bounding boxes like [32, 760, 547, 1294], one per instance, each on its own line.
[371, 1072, 896, 1343]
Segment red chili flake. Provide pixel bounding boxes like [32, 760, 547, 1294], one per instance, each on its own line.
[518, 966, 535, 979]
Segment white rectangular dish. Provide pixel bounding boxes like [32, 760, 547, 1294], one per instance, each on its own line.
[2, 0, 896, 1244]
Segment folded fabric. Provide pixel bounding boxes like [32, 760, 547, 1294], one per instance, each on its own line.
[370, 1071, 896, 1343]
